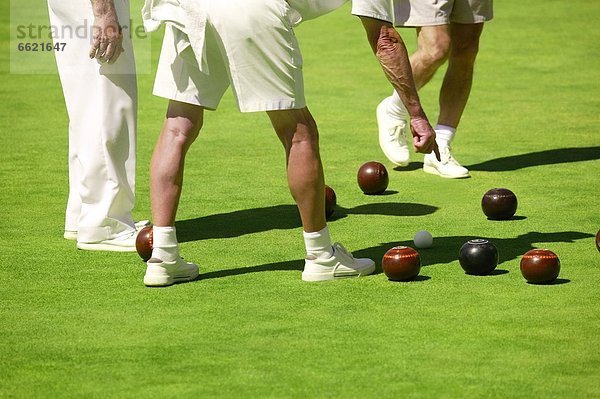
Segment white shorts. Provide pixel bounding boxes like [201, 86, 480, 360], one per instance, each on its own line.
[351, 0, 394, 23]
[153, 0, 305, 112]
[394, 0, 493, 26]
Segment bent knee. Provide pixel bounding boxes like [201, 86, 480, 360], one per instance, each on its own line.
[289, 121, 319, 151]
[450, 40, 480, 63]
[420, 40, 451, 67]
[417, 27, 451, 63]
[270, 108, 318, 141]
[163, 117, 202, 147]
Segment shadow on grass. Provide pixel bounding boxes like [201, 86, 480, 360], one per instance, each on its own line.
[363, 190, 399, 196]
[526, 278, 571, 286]
[491, 215, 527, 221]
[385, 275, 432, 283]
[393, 162, 423, 172]
[176, 202, 438, 242]
[467, 146, 600, 171]
[201, 258, 305, 280]
[198, 231, 591, 282]
[390, 147, 600, 173]
[487, 269, 509, 276]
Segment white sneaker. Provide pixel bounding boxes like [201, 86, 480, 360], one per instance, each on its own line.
[66, 220, 150, 241]
[76, 230, 137, 252]
[302, 242, 375, 282]
[134, 220, 152, 230]
[144, 257, 199, 287]
[376, 97, 410, 166]
[64, 230, 78, 240]
[423, 146, 470, 179]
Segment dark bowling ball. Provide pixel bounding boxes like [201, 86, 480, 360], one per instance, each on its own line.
[325, 185, 337, 220]
[382, 246, 421, 281]
[136, 225, 153, 262]
[458, 239, 499, 275]
[596, 230, 600, 252]
[357, 161, 389, 195]
[520, 249, 560, 284]
[481, 188, 518, 220]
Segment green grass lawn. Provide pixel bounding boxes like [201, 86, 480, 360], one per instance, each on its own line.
[2, 0, 599, 397]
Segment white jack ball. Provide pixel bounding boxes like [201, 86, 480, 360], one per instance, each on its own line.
[413, 230, 433, 249]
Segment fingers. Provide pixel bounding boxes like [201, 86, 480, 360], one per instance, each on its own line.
[410, 117, 438, 155]
[107, 45, 124, 64]
[89, 21, 123, 63]
[104, 40, 125, 64]
[103, 42, 116, 63]
[412, 135, 433, 154]
[414, 134, 435, 154]
[89, 33, 101, 59]
[433, 141, 441, 161]
[90, 37, 123, 63]
[96, 37, 109, 61]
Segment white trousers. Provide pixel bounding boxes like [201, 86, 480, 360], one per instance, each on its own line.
[48, 0, 137, 242]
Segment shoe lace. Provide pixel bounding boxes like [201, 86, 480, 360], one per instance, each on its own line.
[332, 243, 355, 259]
[390, 121, 408, 145]
[439, 146, 461, 166]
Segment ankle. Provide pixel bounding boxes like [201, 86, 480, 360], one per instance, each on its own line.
[303, 226, 333, 259]
[389, 92, 408, 118]
[152, 226, 180, 262]
[434, 124, 456, 148]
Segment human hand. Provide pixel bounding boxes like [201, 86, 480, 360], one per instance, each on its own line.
[410, 116, 440, 161]
[89, 5, 123, 64]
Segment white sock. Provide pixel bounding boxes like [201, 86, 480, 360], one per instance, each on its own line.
[388, 91, 408, 118]
[151, 226, 179, 262]
[434, 124, 456, 148]
[303, 225, 333, 259]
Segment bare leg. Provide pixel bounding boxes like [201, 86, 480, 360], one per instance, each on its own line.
[267, 107, 376, 281]
[267, 107, 326, 233]
[437, 23, 484, 128]
[144, 99, 202, 286]
[150, 100, 204, 226]
[410, 25, 451, 90]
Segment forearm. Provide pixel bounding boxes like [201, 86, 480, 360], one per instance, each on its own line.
[375, 26, 425, 118]
[359, 17, 426, 119]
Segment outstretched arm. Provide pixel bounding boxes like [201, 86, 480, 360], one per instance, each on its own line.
[359, 17, 439, 158]
[89, 0, 124, 64]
